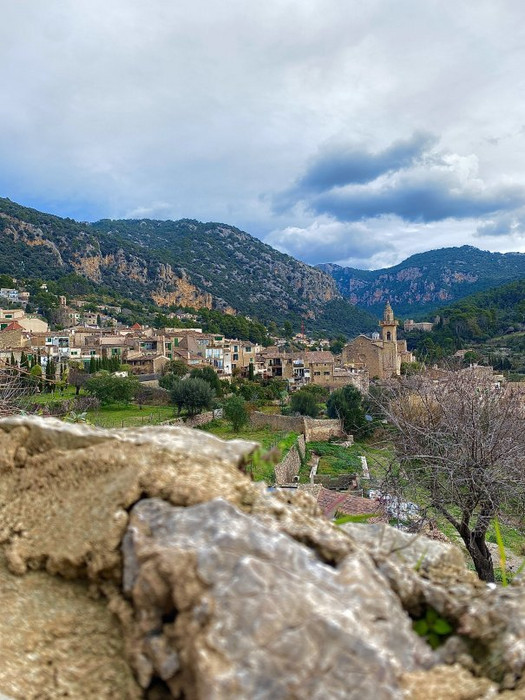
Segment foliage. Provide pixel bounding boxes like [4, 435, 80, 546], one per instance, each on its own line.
[170, 377, 214, 416]
[161, 359, 188, 378]
[223, 395, 249, 432]
[190, 366, 222, 396]
[412, 608, 453, 649]
[84, 371, 139, 405]
[326, 385, 373, 439]
[290, 389, 319, 418]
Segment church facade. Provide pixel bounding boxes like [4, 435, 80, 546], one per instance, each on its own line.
[341, 302, 414, 379]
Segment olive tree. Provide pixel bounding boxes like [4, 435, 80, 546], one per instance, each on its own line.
[380, 368, 525, 582]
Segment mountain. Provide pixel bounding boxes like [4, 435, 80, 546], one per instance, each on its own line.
[0, 197, 376, 336]
[318, 246, 525, 317]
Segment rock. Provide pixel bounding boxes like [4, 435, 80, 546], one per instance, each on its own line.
[123, 498, 434, 699]
[2, 416, 525, 698]
[0, 551, 140, 699]
[0, 416, 259, 580]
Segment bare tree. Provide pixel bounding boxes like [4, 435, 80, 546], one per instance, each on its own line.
[379, 368, 525, 582]
[0, 362, 34, 416]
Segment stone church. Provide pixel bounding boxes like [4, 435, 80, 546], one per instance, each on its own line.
[341, 302, 414, 379]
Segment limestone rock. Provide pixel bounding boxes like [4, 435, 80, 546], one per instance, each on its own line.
[0, 552, 140, 699]
[123, 497, 434, 699]
[0, 416, 259, 580]
[3, 416, 525, 698]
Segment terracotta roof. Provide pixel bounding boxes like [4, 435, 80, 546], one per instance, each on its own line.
[130, 323, 142, 330]
[314, 486, 386, 522]
[2, 321, 24, 331]
[304, 351, 334, 363]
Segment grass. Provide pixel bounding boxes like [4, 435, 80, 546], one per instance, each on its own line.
[21, 385, 77, 405]
[306, 438, 396, 481]
[86, 404, 175, 428]
[199, 419, 299, 481]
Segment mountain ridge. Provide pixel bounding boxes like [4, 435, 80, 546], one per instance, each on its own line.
[318, 245, 525, 316]
[0, 197, 376, 336]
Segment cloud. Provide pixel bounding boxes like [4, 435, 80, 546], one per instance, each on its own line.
[276, 140, 525, 225]
[3, 2, 525, 268]
[295, 132, 435, 191]
[265, 219, 393, 265]
[475, 210, 525, 238]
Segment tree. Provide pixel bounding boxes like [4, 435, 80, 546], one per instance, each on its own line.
[29, 364, 43, 391]
[290, 389, 319, 418]
[380, 369, 525, 582]
[0, 363, 33, 415]
[68, 366, 88, 396]
[190, 366, 222, 396]
[329, 335, 347, 355]
[45, 357, 57, 392]
[85, 372, 139, 405]
[326, 385, 372, 438]
[224, 395, 248, 432]
[170, 377, 214, 416]
[161, 359, 188, 378]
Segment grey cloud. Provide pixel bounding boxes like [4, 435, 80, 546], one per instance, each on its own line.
[475, 211, 525, 237]
[313, 178, 525, 223]
[297, 132, 435, 191]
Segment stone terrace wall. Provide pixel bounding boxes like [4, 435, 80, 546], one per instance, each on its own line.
[297, 434, 306, 459]
[274, 443, 302, 485]
[304, 418, 344, 442]
[250, 412, 305, 434]
[250, 412, 346, 443]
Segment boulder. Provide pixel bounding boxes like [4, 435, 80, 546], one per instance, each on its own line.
[1, 416, 525, 698]
[122, 498, 434, 698]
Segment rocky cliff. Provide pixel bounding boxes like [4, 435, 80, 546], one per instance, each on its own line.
[1, 416, 525, 699]
[0, 198, 376, 335]
[319, 245, 525, 317]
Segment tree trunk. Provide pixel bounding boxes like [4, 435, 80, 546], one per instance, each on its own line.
[463, 532, 495, 582]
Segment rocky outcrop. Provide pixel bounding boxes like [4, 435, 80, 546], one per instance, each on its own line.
[1, 416, 525, 698]
[319, 245, 525, 316]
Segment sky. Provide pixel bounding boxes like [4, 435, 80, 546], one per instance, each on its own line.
[2, 0, 525, 270]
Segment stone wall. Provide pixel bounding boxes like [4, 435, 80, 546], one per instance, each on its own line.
[304, 417, 344, 442]
[249, 411, 305, 433]
[297, 434, 306, 459]
[250, 412, 345, 442]
[274, 443, 302, 485]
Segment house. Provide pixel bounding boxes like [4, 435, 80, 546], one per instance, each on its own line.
[341, 302, 414, 379]
[404, 319, 434, 332]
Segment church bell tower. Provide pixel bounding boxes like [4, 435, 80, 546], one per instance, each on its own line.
[379, 301, 398, 343]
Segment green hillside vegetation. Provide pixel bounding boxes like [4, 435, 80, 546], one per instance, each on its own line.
[405, 278, 525, 366]
[0, 198, 377, 336]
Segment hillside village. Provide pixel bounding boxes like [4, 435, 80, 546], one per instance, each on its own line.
[0, 289, 425, 395]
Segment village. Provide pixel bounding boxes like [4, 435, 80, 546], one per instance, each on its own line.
[2, 287, 521, 579]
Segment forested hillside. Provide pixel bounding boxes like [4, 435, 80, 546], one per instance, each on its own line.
[0, 198, 376, 336]
[319, 246, 525, 316]
[405, 278, 525, 364]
